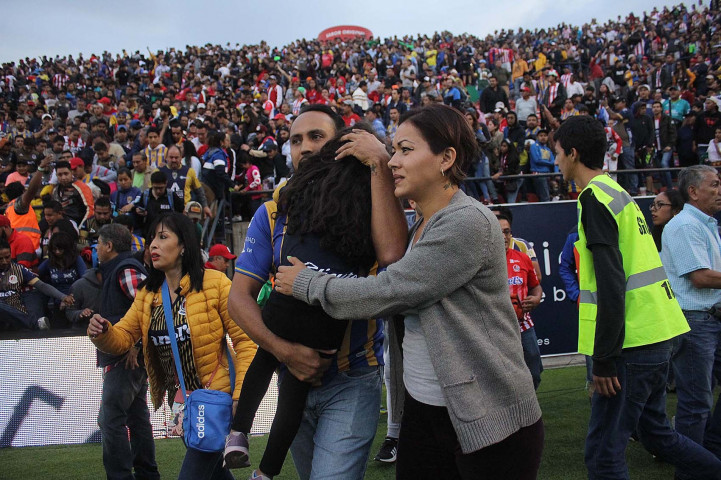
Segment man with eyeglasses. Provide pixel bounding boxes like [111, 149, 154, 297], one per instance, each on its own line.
[498, 214, 543, 389]
[661, 165, 721, 473]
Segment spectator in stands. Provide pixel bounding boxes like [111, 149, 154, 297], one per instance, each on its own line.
[529, 129, 556, 202]
[663, 85, 691, 126]
[0, 239, 72, 331]
[131, 152, 154, 191]
[652, 101, 677, 191]
[38, 231, 85, 328]
[4, 154, 50, 252]
[695, 97, 721, 147]
[204, 244, 236, 275]
[661, 165, 721, 471]
[0, 214, 38, 269]
[41, 160, 95, 228]
[201, 130, 235, 205]
[159, 145, 211, 217]
[493, 139, 521, 203]
[515, 87, 538, 127]
[554, 115, 720, 478]
[65, 265, 102, 329]
[89, 214, 255, 480]
[133, 170, 184, 238]
[112, 167, 142, 215]
[82, 196, 113, 245]
[479, 76, 509, 114]
[143, 126, 168, 169]
[274, 103, 543, 479]
[229, 103, 406, 480]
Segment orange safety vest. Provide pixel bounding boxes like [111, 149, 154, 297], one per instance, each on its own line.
[6, 198, 41, 251]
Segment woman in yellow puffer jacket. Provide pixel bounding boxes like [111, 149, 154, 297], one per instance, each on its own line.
[90, 212, 256, 480]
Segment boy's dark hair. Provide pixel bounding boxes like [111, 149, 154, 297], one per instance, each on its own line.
[496, 214, 512, 225]
[95, 196, 111, 208]
[552, 115, 606, 170]
[150, 170, 168, 184]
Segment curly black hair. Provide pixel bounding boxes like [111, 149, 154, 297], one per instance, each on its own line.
[276, 124, 376, 270]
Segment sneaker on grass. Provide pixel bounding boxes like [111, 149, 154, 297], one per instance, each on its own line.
[224, 431, 251, 469]
[374, 436, 398, 463]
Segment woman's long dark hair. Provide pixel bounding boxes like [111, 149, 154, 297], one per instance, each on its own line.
[276, 124, 376, 269]
[144, 212, 205, 293]
[652, 189, 684, 251]
[48, 231, 78, 270]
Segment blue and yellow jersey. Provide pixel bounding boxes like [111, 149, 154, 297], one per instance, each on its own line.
[131, 234, 145, 252]
[235, 202, 383, 378]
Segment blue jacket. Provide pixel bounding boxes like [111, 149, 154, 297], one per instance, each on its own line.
[529, 142, 555, 173]
[558, 228, 579, 303]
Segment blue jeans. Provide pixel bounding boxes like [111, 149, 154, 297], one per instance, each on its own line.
[289, 365, 382, 480]
[98, 364, 159, 480]
[585, 340, 721, 480]
[654, 150, 673, 190]
[0, 290, 46, 329]
[521, 327, 543, 390]
[475, 156, 497, 202]
[178, 448, 234, 480]
[531, 175, 550, 202]
[673, 311, 721, 464]
[503, 179, 521, 204]
[618, 146, 638, 194]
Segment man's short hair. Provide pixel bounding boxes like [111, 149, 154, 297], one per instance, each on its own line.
[95, 197, 111, 209]
[553, 115, 606, 170]
[678, 165, 719, 203]
[150, 170, 168, 184]
[98, 223, 132, 253]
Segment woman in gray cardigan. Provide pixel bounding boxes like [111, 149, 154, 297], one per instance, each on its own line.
[275, 104, 543, 479]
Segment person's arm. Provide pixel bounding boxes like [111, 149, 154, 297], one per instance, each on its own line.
[227, 205, 332, 383]
[279, 205, 494, 320]
[216, 274, 257, 400]
[580, 191, 625, 395]
[334, 129, 407, 267]
[27, 277, 71, 303]
[88, 293, 145, 354]
[21, 155, 52, 207]
[689, 269, 721, 289]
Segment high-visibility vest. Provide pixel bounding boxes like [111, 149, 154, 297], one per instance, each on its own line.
[575, 174, 689, 355]
[6, 198, 41, 251]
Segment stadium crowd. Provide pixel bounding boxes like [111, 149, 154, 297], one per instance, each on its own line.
[2, 2, 721, 480]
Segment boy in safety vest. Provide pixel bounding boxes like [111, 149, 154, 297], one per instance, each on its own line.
[553, 115, 721, 479]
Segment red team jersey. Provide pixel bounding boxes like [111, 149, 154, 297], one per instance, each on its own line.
[506, 248, 539, 332]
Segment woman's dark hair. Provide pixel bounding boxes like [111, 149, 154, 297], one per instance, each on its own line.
[276, 124, 375, 269]
[652, 188, 685, 251]
[116, 167, 132, 179]
[398, 104, 478, 186]
[207, 130, 225, 149]
[182, 139, 198, 160]
[52, 218, 79, 242]
[553, 115, 606, 170]
[48, 231, 77, 269]
[144, 212, 204, 293]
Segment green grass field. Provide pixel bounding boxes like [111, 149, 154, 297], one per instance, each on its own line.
[0, 366, 696, 479]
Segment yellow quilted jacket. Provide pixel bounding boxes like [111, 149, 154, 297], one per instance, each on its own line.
[92, 269, 257, 409]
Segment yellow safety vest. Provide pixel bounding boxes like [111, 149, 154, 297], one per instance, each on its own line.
[575, 174, 689, 355]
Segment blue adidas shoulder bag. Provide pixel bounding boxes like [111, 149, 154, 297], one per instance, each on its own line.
[162, 281, 235, 452]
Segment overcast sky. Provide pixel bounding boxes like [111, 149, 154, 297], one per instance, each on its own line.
[1, 0, 687, 63]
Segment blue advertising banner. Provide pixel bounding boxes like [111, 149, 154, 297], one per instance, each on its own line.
[507, 197, 654, 356]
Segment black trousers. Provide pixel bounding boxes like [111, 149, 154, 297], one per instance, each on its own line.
[396, 391, 544, 480]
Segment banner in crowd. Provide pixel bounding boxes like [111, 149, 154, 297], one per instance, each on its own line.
[0, 337, 278, 448]
[317, 26, 373, 41]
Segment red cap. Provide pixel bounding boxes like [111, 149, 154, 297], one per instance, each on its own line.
[208, 244, 237, 260]
[273, 113, 286, 121]
[69, 157, 85, 169]
[98, 97, 112, 105]
[0, 215, 10, 228]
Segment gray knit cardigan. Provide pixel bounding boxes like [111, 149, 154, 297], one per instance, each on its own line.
[292, 190, 541, 453]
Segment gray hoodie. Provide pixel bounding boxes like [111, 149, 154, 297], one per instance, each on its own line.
[66, 267, 102, 325]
